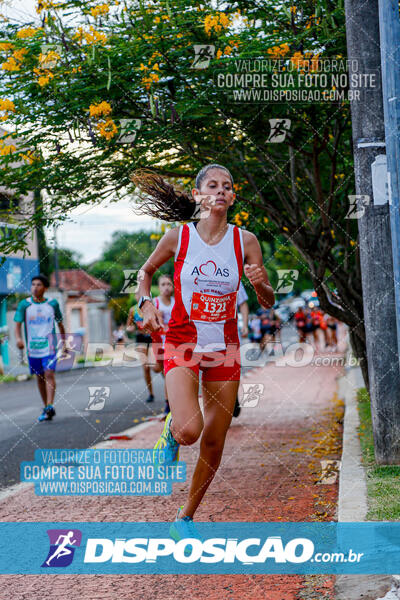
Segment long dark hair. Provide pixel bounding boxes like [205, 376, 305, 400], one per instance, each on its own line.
[130, 164, 234, 222]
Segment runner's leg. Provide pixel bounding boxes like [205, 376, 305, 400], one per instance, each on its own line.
[137, 343, 154, 399]
[36, 373, 47, 406]
[180, 379, 239, 518]
[166, 367, 203, 445]
[45, 369, 56, 405]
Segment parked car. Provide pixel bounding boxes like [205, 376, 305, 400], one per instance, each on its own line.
[300, 289, 315, 302]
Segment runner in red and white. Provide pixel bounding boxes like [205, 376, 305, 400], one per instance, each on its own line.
[165, 218, 243, 356]
[150, 274, 175, 416]
[131, 164, 275, 537]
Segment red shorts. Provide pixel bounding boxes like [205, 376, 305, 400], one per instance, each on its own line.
[163, 342, 241, 381]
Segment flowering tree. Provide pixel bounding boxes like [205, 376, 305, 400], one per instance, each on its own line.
[0, 0, 368, 384]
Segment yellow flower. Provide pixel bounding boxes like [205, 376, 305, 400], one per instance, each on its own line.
[240, 210, 249, 220]
[89, 100, 112, 118]
[0, 138, 16, 155]
[12, 48, 28, 62]
[219, 12, 229, 27]
[204, 12, 231, 35]
[16, 26, 40, 38]
[233, 214, 243, 226]
[1, 57, 21, 71]
[0, 43, 14, 51]
[283, 226, 289, 232]
[290, 6, 297, 13]
[263, 217, 269, 224]
[279, 43, 290, 55]
[97, 118, 118, 140]
[90, 4, 110, 18]
[38, 72, 54, 86]
[350, 240, 356, 247]
[0, 99, 16, 121]
[216, 49, 223, 59]
[154, 16, 160, 23]
[141, 72, 160, 88]
[73, 25, 107, 45]
[330, 229, 335, 239]
[291, 51, 304, 69]
[36, 1, 62, 12]
[0, 99, 15, 112]
[224, 45, 233, 55]
[308, 207, 313, 214]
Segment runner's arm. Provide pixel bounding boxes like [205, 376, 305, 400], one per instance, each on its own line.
[14, 321, 24, 349]
[126, 307, 136, 332]
[243, 231, 275, 309]
[239, 301, 249, 337]
[136, 228, 179, 332]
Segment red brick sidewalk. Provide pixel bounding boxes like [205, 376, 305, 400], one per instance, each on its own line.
[0, 347, 345, 600]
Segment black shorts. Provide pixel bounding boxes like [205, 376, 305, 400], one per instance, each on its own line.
[328, 324, 337, 330]
[136, 333, 152, 344]
[262, 327, 276, 336]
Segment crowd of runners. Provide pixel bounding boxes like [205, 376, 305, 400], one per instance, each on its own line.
[13, 162, 343, 546]
[293, 306, 339, 351]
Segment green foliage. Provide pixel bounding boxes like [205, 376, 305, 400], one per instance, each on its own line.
[0, 0, 363, 342]
[87, 229, 173, 296]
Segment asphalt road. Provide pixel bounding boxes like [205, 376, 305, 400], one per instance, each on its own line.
[0, 322, 299, 490]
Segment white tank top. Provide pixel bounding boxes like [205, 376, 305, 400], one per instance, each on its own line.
[154, 295, 175, 344]
[166, 222, 244, 352]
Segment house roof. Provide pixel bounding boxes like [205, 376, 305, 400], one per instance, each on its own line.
[50, 269, 110, 292]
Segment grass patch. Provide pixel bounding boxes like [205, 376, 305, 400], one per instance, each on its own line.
[357, 387, 400, 520]
[0, 374, 17, 383]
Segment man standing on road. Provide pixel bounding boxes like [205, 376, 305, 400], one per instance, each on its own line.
[14, 274, 65, 422]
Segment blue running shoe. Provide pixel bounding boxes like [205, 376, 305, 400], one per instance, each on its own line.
[46, 404, 56, 420]
[169, 506, 203, 556]
[38, 407, 50, 422]
[153, 411, 180, 467]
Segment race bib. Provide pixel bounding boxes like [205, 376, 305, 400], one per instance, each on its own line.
[29, 337, 50, 352]
[190, 291, 238, 322]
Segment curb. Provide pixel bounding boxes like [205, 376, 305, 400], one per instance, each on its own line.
[336, 349, 396, 599]
[337, 362, 368, 522]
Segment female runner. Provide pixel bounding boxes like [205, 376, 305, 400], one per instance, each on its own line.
[131, 163, 274, 540]
[150, 273, 175, 416]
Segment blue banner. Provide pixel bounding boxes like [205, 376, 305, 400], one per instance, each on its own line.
[0, 522, 399, 574]
[0, 256, 39, 294]
[20, 449, 187, 496]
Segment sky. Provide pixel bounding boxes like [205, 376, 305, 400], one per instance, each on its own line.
[4, 0, 156, 263]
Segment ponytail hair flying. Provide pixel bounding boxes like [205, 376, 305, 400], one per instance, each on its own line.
[130, 164, 234, 222]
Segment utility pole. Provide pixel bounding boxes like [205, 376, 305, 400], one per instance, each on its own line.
[345, 0, 400, 463]
[379, 1, 400, 389]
